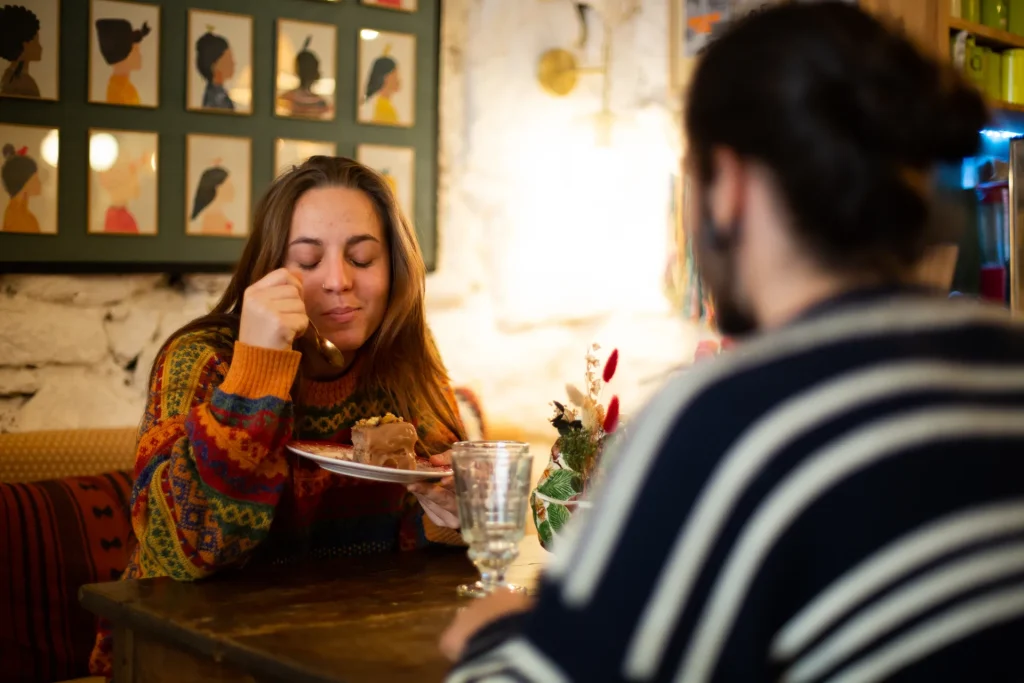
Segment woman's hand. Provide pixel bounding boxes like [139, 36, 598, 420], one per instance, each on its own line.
[238, 268, 309, 351]
[408, 451, 459, 528]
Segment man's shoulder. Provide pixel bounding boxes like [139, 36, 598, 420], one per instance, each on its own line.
[650, 297, 1024, 440]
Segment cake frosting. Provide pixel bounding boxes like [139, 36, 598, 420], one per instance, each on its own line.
[351, 414, 418, 470]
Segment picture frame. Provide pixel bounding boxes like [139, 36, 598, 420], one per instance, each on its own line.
[89, 0, 160, 108]
[356, 143, 414, 222]
[185, 133, 252, 238]
[0, 0, 61, 101]
[357, 28, 416, 128]
[361, 0, 418, 12]
[275, 138, 338, 178]
[87, 128, 158, 236]
[0, 123, 59, 235]
[187, 9, 253, 116]
[274, 18, 337, 122]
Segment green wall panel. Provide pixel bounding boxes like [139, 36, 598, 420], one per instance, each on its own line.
[0, 0, 440, 272]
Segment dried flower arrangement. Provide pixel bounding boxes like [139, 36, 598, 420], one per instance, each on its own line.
[531, 344, 621, 549]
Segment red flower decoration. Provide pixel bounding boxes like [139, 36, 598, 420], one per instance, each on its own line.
[603, 396, 620, 433]
[602, 349, 619, 383]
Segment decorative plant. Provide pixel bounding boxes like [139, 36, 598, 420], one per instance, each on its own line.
[531, 344, 620, 549]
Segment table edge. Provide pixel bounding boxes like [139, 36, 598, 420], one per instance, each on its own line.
[79, 583, 361, 683]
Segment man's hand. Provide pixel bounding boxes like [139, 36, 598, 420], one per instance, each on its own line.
[439, 589, 534, 662]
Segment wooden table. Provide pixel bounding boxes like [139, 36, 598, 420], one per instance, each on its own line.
[80, 537, 548, 683]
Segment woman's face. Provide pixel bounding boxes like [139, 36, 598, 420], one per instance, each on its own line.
[213, 48, 235, 81]
[285, 186, 391, 353]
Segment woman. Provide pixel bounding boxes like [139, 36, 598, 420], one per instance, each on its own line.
[440, 4, 1024, 682]
[89, 156, 465, 677]
[190, 165, 234, 235]
[195, 28, 235, 111]
[363, 50, 400, 125]
[0, 4, 42, 98]
[2, 143, 41, 233]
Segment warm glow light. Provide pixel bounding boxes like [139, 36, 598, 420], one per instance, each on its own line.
[149, 151, 157, 172]
[360, 29, 379, 40]
[312, 78, 336, 96]
[40, 130, 59, 167]
[496, 109, 677, 326]
[89, 133, 118, 172]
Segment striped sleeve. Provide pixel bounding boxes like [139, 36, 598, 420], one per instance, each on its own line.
[447, 363, 737, 682]
[447, 298, 1024, 683]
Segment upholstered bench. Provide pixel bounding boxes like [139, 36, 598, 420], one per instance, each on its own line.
[0, 388, 486, 683]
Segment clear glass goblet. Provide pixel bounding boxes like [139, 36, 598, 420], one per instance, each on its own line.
[451, 441, 533, 598]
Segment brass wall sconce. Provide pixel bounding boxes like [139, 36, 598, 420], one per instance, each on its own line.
[537, 47, 606, 97]
[535, 1, 640, 144]
[536, 3, 611, 98]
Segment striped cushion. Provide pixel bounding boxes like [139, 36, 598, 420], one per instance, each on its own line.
[453, 387, 487, 441]
[0, 472, 133, 683]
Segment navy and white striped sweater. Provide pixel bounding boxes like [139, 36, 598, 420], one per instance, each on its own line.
[448, 289, 1024, 683]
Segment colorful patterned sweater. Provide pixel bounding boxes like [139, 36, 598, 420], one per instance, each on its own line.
[89, 327, 464, 676]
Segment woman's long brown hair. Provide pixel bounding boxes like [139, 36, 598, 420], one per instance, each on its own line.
[155, 156, 465, 448]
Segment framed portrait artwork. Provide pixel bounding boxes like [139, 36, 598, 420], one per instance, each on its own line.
[185, 133, 251, 238]
[0, 0, 60, 101]
[187, 9, 253, 115]
[356, 144, 414, 221]
[89, 0, 160, 108]
[274, 19, 337, 121]
[274, 138, 337, 178]
[361, 0, 418, 11]
[0, 124, 58, 234]
[357, 29, 415, 128]
[87, 128, 158, 235]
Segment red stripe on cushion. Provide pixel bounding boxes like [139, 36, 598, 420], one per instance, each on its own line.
[0, 472, 133, 683]
[11, 483, 53, 681]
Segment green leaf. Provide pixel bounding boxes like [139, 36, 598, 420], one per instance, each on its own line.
[559, 428, 597, 473]
[538, 521, 553, 547]
[536, 469, 579, 501]
[547, 503, 571, 532]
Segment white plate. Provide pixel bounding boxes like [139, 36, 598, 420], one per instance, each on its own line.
[286, 441, 452, 484]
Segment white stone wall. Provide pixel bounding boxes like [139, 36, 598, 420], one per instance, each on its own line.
[0, 0, 702, 438]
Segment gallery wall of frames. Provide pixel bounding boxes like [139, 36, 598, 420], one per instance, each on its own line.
[0, 0, 437, 272]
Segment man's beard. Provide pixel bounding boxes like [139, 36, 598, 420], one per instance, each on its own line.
[696, 195, 759, 338]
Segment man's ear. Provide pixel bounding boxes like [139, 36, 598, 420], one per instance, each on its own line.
[708, 147, 745, 238]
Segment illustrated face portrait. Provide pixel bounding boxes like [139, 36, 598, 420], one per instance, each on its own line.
[382, 67, 399, 96]
[124, 42, 142, 70]
[23, 169, 41, 197]
[22, 31, 42, 62]
[216, 174, 235, 203]
[214, 48, 235, 81]
[100, 159, 141, 204]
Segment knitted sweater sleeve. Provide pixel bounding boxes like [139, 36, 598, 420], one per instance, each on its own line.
[130, 331, 301, 580]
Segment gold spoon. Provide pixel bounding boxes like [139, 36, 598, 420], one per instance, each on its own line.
[307, 320, 346, 368]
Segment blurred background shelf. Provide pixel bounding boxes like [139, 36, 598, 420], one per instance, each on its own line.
[950, 17, 1024, 50]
